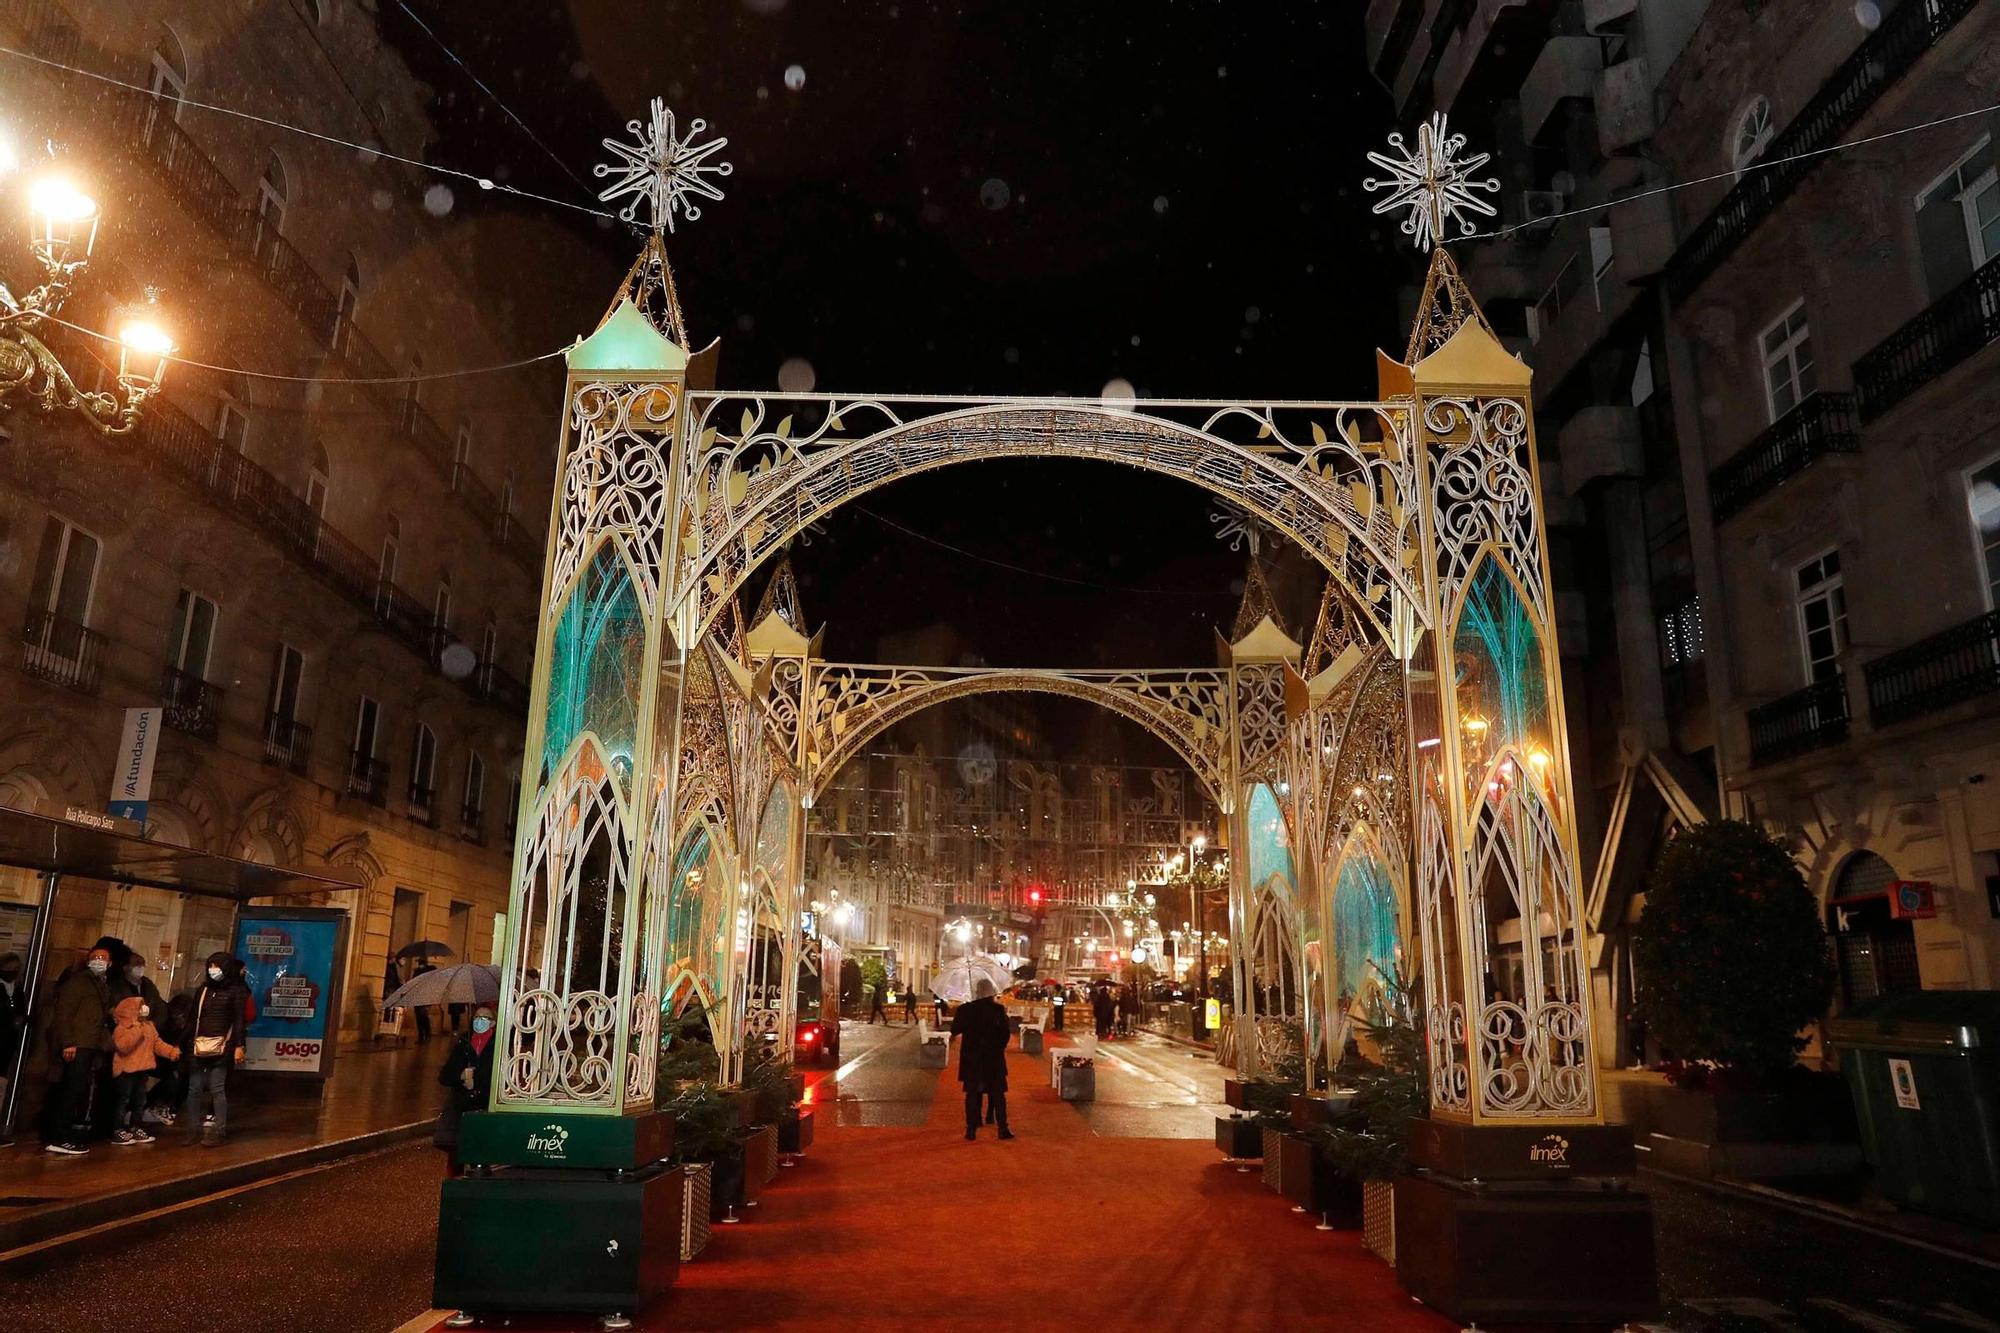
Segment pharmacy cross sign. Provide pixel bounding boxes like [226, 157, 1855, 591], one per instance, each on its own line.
[1363, 112, 1501, 252]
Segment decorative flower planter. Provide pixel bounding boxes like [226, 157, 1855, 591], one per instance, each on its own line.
[679, 1162, 713, 1259]
[1279, 1131, 1362, 1226]
[1224, 1077, 1251, 1110]
[1261, 1127, 1285, 1192]
[707, 1147, 745, 1222]
[778, 1105, 814, 1154]
[743, 1122, 780, 1189]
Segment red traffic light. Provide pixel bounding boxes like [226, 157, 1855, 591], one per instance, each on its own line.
[1029, 888, 1043, 905]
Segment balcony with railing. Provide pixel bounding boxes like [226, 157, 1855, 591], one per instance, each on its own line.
[1666, 0, 1977, 300]
[460, 804, 485, 845]
[409, 781, 438, 828]
[160, 666, 224, 739]
[21, 609, 107, 693]
[263, 712, 312, 775]
[1865, 609, 2000, 728]
[1747, 674, 1851, 767]
[348, 753, 389, 806]
[1708, 393, 1859, 523]
[1855, 251, 2000, 420]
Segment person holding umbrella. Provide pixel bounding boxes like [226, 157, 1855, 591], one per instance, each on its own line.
[949, 977, 1013, 1141]
[396, 941, 454, 1040]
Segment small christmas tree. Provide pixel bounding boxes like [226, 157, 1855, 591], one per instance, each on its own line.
[1634, 820, 1832, 1080]
[1312, 967, 1426, 1179]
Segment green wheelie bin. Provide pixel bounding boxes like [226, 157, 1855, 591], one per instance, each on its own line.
[1824, 990, 2000, 1226]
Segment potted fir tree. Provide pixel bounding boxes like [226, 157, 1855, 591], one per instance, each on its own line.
[1309, 971, 1426, 1255]
[1629, 820, 1853, 1178]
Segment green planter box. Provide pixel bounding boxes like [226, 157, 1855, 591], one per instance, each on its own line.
[434, 1162, 681, 1317]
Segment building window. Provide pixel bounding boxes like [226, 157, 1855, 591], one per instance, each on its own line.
[166, 588, 217, 680]
[215, 393, 248, 455]
[463, 751, 486, 830]
[269, 643, 304, 723]
[1759, 300, 1816, 422]
[452, 423, 473, 489]
[1915, 137, 1998, 300]
[149, 32, 187, 112]
[376, 515, 399, 616]
[1795, 550, 1848, 684]
[255, 154, 288, 255]
[1588, 225, 1615, 309]
[409, 722, 437, 814]
[1528, 254, 1584, 343]
[350, 694, 381, 790]
[1730, 96, 1774, 176]
[28, 515, 101, 640]
[1965, 455, 2000, 609]
[432, 577, 451, 633]
[402, 354, 423, 425]
[1659, 596, 1704, 666]
[334, 257, 361, 355]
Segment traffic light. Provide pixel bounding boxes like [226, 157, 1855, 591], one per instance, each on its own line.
[1028, 886, 1043, 906]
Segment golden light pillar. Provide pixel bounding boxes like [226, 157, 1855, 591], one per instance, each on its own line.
[1222, 607, 1305, 1078]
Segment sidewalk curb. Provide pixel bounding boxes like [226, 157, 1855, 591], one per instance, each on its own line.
[1137, 1026, 1220, 1056]
[1648, 1167, 2000, 1273]
[0, 1117, 435, 1269]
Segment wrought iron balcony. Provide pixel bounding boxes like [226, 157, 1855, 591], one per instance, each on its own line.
[20, 609, 106, 694]
[1855, 251, 2000, 420]
[161, 666, 224, 739]
[1666, 0, 1976, 300]
[460, 805, 485, 845]
[1708, 393, 1859, 523]
[1866, 609, 2000, 728]
[263, 712, 312, 776]
[1747, 674, 1850, 767]
[474, 658, 531, 713]
[409, 782, 439, 828]
[348, 753, 389, 806]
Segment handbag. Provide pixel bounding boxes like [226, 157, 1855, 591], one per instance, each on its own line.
[192, 990, 228, 1060]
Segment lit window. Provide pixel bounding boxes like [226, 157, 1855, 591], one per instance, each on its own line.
[1759, 300, 1816, 422]
[1966, 456, 2000, 608]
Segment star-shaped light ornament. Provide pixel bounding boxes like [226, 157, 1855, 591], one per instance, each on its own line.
[595, 98, 733, 233]
[1363, 113, 1500, 253]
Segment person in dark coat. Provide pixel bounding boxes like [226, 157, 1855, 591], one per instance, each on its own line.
[0, 952, 26, 1100]
[411, 957, 436, 1039]
[182, 952, 248, 1147]
[949, 978, 1013, 1140]
[1091, 983, 1114, 1040]
[901, 983, 918, 1025]
[43, 945, 113, 1154]
[434, 1003, 497, 1176]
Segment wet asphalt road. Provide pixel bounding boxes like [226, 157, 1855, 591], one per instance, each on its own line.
[4, 1022, 1999, 1332]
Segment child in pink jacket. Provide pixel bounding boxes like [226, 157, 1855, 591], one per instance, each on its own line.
[110, 995, 180, 1144]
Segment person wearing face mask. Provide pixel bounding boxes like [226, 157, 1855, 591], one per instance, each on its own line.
[109, 994, 179, 1143]
[182, 952, 247, 1148]
[433, 1003, 497, 1177]
[43, 946, 114, 1155]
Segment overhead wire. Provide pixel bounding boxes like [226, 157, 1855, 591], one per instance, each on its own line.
[389, 0, 597, 202]
[1452, 98, 2000, 244]
[0, 43, 620, 222]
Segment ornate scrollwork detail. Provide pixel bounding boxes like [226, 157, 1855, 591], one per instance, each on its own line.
[551, 381, 678, 619]
[1421, 394, 1543, 622]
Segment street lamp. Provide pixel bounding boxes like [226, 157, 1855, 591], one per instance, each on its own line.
[0, 166, 173, 434]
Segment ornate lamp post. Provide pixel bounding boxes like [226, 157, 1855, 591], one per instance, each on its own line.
[0, 167, 173, 434]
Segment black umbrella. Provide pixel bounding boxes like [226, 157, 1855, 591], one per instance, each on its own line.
[396, 940, 454, 961]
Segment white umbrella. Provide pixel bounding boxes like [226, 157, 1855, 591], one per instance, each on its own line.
[930, 954, 1013, 1003]
[383, 963, 501, 1009]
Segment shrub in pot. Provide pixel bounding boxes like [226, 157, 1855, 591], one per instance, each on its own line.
[1634, 821, 1833, 1083]
[1307, 969, 1425, 1243]
[664, 1081, 744, 1240]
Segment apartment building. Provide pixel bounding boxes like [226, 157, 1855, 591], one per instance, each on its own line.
[0, 1, 601, 1049]
[1365, 0, 1999, 1044]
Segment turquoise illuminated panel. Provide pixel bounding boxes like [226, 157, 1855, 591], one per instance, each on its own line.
[543, 545, 645, 794]
[1332, 846, 1400, 1008]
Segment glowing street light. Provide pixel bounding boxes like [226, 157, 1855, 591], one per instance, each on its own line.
[0, 164, 172, 434]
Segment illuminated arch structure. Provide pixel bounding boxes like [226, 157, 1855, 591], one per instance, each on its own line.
[488, 242, 1604, 1130]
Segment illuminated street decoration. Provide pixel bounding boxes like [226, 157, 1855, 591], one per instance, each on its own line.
[595, 97, 733, 233]
[1363, 112, 1500, 253]
[487, 105, 1596, 1127]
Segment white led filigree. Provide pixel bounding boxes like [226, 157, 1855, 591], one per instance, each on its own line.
[1363, 113, 1499, 252]
[595, 98, 733, 232]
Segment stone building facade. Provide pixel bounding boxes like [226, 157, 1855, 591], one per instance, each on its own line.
[0, 1, 603, 1053]
[1365, 0, 2000, 1041]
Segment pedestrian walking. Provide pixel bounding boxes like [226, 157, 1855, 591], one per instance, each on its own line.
[1118, 984, 1138, 1037]
[1049, 986, 1065, 1032]
[412, 957, 436, 1040]
[43, 945, 113, 1155]
[183, 952, 247, 1148]
[867, 983, 888, 1025]
[1091, 983, 1114, 1040]
[108, 996, 179, 1144]
[949, 978, 1013, 1140]
[901, 984, 918, 1025]
[434, 1004, 497, 1177]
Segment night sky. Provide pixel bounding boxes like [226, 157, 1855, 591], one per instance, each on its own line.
[387, 1, 1406, 755]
